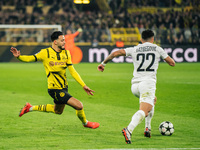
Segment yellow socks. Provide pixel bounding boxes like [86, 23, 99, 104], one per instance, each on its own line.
[32, 104, 55, 113]
[31, 105, 87, 124]
[76, 109, 87, 124]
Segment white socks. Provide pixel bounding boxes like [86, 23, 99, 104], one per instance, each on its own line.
[145, 106, 154, 130]
[127, 110, 145, 133]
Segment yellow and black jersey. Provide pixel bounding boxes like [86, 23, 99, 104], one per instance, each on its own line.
[17, 47, 85, 89]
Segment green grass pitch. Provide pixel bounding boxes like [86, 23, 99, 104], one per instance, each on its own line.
[0, 62, 200, 150]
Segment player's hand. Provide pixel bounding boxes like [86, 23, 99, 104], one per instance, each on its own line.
[10, 47, 20, 58]
[83, 85, 95, 96]
[97, 64, 105, 72]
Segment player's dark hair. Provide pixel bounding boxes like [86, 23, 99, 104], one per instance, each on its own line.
[51, 31, 63, 42]
[142, 29, 154, 40]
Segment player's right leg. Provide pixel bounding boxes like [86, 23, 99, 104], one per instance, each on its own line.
[144, 127, 151, 138]
[144, 106, 154, 138]
[144, 97, 156, 137]
[67, 97, 100, 129]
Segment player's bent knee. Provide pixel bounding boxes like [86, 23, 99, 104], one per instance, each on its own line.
[76, 104, 83, 110]
[75, 102, 83, 110]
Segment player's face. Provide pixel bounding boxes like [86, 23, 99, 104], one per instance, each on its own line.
[57, 35, 65, 50]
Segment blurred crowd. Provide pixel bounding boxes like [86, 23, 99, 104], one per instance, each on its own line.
[0, 0, 200, 45]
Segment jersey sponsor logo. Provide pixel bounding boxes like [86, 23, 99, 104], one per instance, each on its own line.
[55, 62, 66, 66]
[49, 61, 66, 66]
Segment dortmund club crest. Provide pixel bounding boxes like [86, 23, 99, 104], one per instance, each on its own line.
[60, 92, 65, 97]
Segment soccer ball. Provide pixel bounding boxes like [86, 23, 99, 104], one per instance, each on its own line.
[159, 121, 174, 136]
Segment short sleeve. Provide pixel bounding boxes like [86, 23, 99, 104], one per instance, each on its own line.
[158, 46, 168, 59]
[124, 47, 134, 56]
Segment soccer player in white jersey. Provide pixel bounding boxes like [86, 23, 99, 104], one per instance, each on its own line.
[98, 29, 175, 144]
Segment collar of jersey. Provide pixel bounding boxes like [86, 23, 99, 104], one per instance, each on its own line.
[51, 47, 63, 53]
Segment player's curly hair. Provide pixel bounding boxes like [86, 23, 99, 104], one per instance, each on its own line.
[51, 31, 63, 42]
[142, 29, 154, 40]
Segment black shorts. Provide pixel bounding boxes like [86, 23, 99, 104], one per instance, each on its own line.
[48, 88, 72, 104]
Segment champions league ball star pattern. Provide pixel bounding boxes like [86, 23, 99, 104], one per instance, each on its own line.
[159, 121, 174, 136]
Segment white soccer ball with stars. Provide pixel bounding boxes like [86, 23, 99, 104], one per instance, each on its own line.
[159, 121, 174, 136]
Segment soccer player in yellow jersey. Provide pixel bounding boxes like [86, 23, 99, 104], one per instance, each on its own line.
[10, 31, 99, 129]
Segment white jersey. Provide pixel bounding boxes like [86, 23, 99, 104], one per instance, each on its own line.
[125, 42, 168, 83]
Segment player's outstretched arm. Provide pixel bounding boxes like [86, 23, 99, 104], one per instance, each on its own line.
[68, 65, 85, 86]
[10, 47, 37, 62]
[68, 65, 95, 96]
[98, 49, 126, 72]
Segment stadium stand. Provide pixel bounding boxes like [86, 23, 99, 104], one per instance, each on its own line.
[0, 0, 199, 45]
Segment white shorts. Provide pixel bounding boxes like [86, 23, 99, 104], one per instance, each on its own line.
[131, 80, 156, 106]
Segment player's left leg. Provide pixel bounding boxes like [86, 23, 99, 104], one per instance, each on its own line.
[121, 82, 139, 143]
[32, 104, 55, 113]
[19, 103, 55, 117]
[54, 104, 65, 114]
[19, 103, 32, 117]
